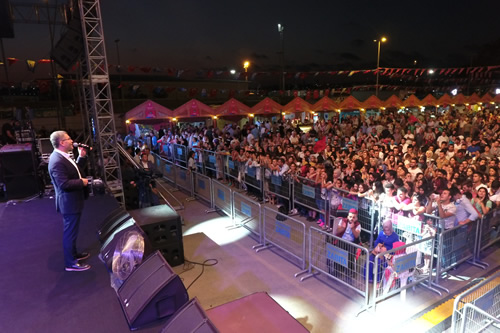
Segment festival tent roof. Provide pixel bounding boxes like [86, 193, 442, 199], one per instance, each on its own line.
[215, 98, 252, 116]
[420, 94, 438, 106]
[125, 100, 174, 123]
[311, 96, 340, 112]
[251, 97, 283, 115]
[495, 94, 500, 103]
[282, 97, 313, 113]
[402, 95, 421, 107]
[382, 95, 403, 109]
[452, 93, 467, 105]
[173, 99, 215, 118]
[468, 93, 481, 105]
[480, 93, 494, 104]
[338, 95, 363, 110]
[437, 94, 453, 106]
[361, 95, 383, 109]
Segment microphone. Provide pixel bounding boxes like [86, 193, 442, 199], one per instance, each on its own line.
[73, 142, 93, 150]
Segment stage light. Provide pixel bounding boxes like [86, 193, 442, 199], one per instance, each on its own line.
[451, 88, 458, 96]
[428, 69, 434, 74]
[495, 88, 500, 95]
[230, 69, 236, 75]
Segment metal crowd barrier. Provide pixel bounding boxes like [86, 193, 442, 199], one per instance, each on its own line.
[371, 236, 441, 312]
[198, 149, 217, 178]
[155, 154, 176, 187]
[293, 176, 329, 224]
[225, 156, 240, 185]
[233, 191, 263, 246]
[193, 172, 213, 207]
[257, 206, 307, 275]
[451, 270, 500, 333]
[243, 165, 263, 199]
[211, 178, 233, 218]
[264, 170, 293, 211]
[477, 207, 500, 258]
[433, 219, 486, 293]
[174, 164, 194, 199]
[173, 143, 187, 166]
[300, 227, 370, 311]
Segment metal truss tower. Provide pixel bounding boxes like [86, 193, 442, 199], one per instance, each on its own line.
[78, 0, 124, 204]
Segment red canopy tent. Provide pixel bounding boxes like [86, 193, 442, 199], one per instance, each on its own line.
[480, 93, 494, 104]
[420, 94, 438, 106]
[437, 94, 453, 106]
[452, 93, 468, 105]
[468, 93, 481, 105]
[125, 100, 174, 123]
[382, 95, 403, 109]
[311, 96, 340, 112]
[338, 95, 363, 110]
[282, 97, 313, 113]
[361, 95, 383, 110]
[251, 97, 282, 115]
[173, 99, 215, 119]
[215, 98, 252, 116]
[402, 95, 421, 107]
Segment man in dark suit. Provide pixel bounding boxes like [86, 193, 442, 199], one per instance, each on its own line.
[48, 131, 91, 271]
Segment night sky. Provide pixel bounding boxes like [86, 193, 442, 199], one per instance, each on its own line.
[3, 0, 500, 81]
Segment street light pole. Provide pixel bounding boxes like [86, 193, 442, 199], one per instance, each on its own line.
[243, 61, 250, 82]
[374, 36, 387, 97]
[278, 23, 285, 91]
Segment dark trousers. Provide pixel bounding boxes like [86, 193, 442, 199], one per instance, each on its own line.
[63, 213, 81, 267]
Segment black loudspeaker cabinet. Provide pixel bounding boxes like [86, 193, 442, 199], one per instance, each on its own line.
[117, 251, 189, 330]
[96, 207, 131, 243]
[0, 144, 38, 199]
[129, 205, 184, 267]
[99, 219, 152, 273]
[161, 297, 219, 333]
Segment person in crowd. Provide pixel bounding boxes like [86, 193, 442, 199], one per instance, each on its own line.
[471, 187, 493, 218]
[449, 186, 478, 226]
[48, 130, 90, 272]
[426, 188, 456, 230]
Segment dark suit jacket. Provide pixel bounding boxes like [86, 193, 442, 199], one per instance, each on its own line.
[48, 151, 87, 214]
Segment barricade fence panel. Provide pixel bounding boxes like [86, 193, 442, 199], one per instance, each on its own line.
[305, 227, 370, 300]
[243, 165, 263, 194]
[261, 206, 306, 269]
[436, 220, 480, 280]
[233, 191, 262, 244]
[372, 236, 435, 308]
[175, 165, 193, 195]
[264, 170, 292, 202]
[211, 179, 232, 217]
[173, 143, 187, 166]
[459, 303, 500, 333]
[478, 207, 500, 253]
[155, 155, 176, 186]
[194, 172, 212, 205]
[293, 176, 327, 219]
[452, 271, 500, 333]
[225, 156, 240, 184]
[200, 149, 218, 179]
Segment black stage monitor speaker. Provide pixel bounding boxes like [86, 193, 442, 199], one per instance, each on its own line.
[129, 205, 184, 267]
[97, 207, 131, 243]
[98, 219, 152, 273]
[161, 297, 219, 333]
[0, 144, 38, 199]
[117, 251, 189, 330]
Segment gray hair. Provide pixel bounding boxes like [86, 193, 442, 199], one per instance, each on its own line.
[50, 130, 67, 149]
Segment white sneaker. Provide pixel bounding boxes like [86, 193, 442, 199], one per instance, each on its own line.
[289, 208, 298, 215]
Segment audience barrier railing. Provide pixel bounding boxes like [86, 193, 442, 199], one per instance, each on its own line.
[193, 172, 212, 207]
[198, 149, 219, 179]
[173, 143, 187, 166]
[451, 270, 500, 333]
[257, 206, 307, 276]
[433, 219, 486, 293]
[233, 191, 263, 246]
[243, 165, 263, 201]
[263, 170, 293, 211]
[224, 156, 240, 186]
[211, 178, 233, 218]
[371, 236, 441, 312]
[174, 165, 194, 199]
[293, 176, 329, 226]
[300, 227, 370, 312]
[477, 206, 500, 261]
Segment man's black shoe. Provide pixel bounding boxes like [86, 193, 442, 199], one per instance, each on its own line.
[65, 263, 91, 272]
[75, 252, 90, 261]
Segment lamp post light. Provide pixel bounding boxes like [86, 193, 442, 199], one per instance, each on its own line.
[243, 61, 250, 81]
[278, 23, 285, 91]
[374, 36, 387, 97]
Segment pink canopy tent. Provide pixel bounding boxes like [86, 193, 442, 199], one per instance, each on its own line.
[215, 98, 252, 116]
[282, 97, 312, 113]
[361, 95, 383, 109]
[311, 96, 339, 112]
[437, 94, 453, 106]
[338, 95, 363, 110]
[402, 95, 421, 107]
[251, 97, 282, 115]
[125, 100, 174, 124]
[173, 99, 216, 119]
[420, 94, 438, 106]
